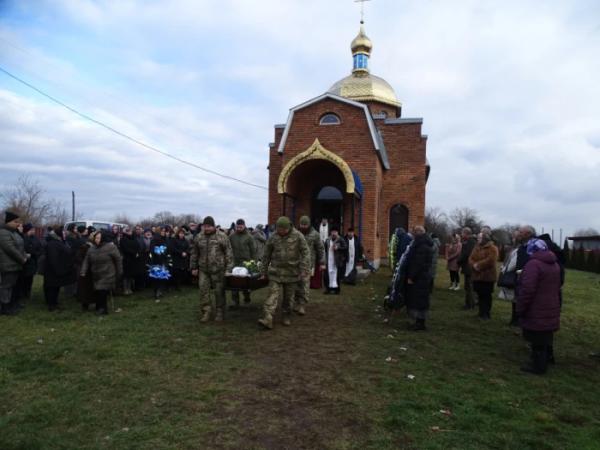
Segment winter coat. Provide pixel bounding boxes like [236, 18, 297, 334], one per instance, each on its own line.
[169, 237, 190, 270]
[0, 225, 27, 273]
[517, 250, 561, 331]
[23, 234, 43, 277]
[120, 234, 145, 277]
[262, 228, 310, 283]
[190, 231, 233, 275]
[469, 241, 499, 282]
[404, 234, 434, 311]
[389, 228, 412, 268]
[302, 228, 325, 269]
[325, 236, 348, 270]
[229, 230, 257, 266]
[43, 234, 76, 287]
[457, 236, 476, 275]
[430, 237, 441, 278]
[81, 241, 123, 291]
[446, 242, 462, 272]
[252, 229, 267, 261]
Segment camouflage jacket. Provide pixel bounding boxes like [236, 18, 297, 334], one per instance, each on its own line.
[301, 227, 325, 269]
[229, 230, 256, 266]
[190, 231, 233, 274]
[261, 228, 310, 283]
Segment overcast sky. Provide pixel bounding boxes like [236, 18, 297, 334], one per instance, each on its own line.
[1, 0, 599, 237]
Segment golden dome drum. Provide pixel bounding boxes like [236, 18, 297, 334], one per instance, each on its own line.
[328, 72, 401, 107]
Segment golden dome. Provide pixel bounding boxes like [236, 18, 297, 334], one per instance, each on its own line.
[351, 24, 372, 56]
[328, 72, 401, 107]
[328, 23, 401, 108]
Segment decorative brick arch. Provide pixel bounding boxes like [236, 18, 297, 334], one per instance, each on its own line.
[277, 138, 355, 194]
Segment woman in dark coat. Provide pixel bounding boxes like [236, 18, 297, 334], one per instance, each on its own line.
[80, 230, 123, 315]
[404, 226, 434, 331]
[43, 227, 76, 311]
[21, 223, 43, 300]
[517, 238, 561, 375]
[169, 229, 190, 289]
[120, 226, 144, 295]
[76, 236, 96, 310]
[469, 232, 499, 320]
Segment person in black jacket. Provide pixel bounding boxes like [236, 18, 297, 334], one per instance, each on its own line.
[120, 226, 144, 295]
[149, 230, 173, 299]
[43, 227, 76, 311]
[169, 228, 190, 290]
[404, 226, 434, 331]
[457, 227, 476, 310]
[21, 223, 43, 301]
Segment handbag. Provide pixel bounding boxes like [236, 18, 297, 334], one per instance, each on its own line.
[497, 270, 517, 289]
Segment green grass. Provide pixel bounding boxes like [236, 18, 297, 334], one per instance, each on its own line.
[1, 268, 599, 450]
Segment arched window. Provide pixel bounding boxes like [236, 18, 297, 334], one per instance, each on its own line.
[319, 113, 341, 125]
[316, 186, 343, 201]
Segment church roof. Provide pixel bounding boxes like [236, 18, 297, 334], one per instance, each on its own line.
[276, 92, 390, 170]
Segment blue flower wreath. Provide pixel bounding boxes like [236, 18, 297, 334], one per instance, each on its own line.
[148, 264, 171, 280]
[153, 245, 167, 256]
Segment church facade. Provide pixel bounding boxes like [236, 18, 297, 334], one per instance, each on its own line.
[267, 24, 429, 267]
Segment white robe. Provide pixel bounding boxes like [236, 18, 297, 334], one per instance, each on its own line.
[319, 223, 329, 243]
[345, 237, 356, 277]
[327, 239, 338, 289]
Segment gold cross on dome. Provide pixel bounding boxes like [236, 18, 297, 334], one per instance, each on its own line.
[355, 0, 371, 23]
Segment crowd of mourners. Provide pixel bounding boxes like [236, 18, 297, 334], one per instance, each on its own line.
[1, 208, 598, 375]
[387, 223, 572, 375]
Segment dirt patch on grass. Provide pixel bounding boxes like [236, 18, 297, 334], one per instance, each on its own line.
[204, 300, 378, 449]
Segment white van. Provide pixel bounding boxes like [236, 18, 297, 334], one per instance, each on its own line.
[64, 220, 129, 231]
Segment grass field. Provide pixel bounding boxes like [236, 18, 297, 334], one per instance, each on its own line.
[1, 267, 599, 450]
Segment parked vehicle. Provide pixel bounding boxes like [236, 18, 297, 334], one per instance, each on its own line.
[64, 220, 128, 231]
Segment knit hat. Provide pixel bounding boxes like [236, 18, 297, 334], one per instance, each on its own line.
[299, 216, 311, 226]
[203, 216, 215, 226]
[23, 223, 34, 233]
[4, 211, 19, 224]
[236, 218, 245, 226]
[276, 216, 291, 230]
[77, 225, 86, 234]
[526, 238, 548, 255]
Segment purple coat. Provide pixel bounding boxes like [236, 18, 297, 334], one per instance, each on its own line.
[517, 250, 561, 331]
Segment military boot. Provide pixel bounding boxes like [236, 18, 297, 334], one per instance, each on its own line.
[258, 316, 273, 330]
[214, 309, 224, 322]
[282, 315, 292, 326]
[200, 308, 211, 323]
[293, 305, 306, 316]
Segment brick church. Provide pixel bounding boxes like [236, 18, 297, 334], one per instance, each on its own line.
[267, 22, 429, 267]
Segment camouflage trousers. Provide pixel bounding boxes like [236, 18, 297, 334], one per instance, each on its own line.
[198, 271, 226, 313]
[262, 280, 296, 319]
[294, 274, 310, 306]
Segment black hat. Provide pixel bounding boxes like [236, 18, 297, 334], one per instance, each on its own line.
[236, 218, 245, 226]
[203, 216, 215, 226]
[5, 211, 19, 224]
[23, 223, 34, 233]
[77, 225, 86, 234]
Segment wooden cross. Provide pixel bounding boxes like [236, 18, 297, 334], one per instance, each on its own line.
[355, 0, 371, 24]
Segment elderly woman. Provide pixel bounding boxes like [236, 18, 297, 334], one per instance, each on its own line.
[80, 230, 123, 315]
[43, 227, 76, 311]
[498, 229, 521, 325]
[469, 231, 499, 320]
[517, 239, 561, 375]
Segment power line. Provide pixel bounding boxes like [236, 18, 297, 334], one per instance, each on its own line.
[0, 65, 268, 190]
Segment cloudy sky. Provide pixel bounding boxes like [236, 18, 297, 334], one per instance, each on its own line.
[1, 0, 599, 237]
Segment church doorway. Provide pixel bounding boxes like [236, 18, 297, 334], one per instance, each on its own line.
[313, 186, 344, 230]
[389, 204, 409, 237]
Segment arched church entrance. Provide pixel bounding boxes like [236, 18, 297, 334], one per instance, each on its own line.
[389, 204, 409, 237]
[313, 185, 344, 230]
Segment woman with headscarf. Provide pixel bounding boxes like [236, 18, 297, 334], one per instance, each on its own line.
[43, 226, 76, 311]
[80, 230, 123, 315]
[469, 231, 499, 320]
[517, 238, 561, 375]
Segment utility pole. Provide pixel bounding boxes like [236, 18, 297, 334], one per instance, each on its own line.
[72, 191, 75, 221]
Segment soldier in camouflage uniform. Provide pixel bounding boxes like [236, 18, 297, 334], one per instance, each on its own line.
[229, 218, 256, 308]
[259, 216, 310, 329]
[295, 216, 325, 316]
[190, 216, 233, 322]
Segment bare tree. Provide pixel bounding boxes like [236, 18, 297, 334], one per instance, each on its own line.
[112, 213, 134, 226]
[153, 211, 176, 226]
[573, 228, 599, 237]
[425, 207, 450, 243]
[1, 174, 69, 225]
[449, 207, 483, 234]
